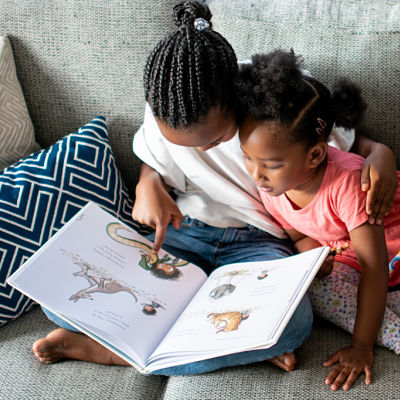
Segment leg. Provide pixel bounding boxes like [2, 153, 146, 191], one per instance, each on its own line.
[151, 294, 313, 375]
[308, 262, 400, 354]
[33, 307, 129, 365]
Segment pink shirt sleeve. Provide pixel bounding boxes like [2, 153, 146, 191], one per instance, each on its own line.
[329, 169, 369, 232]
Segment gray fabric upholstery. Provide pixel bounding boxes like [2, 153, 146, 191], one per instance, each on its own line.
[0, 0, 399, 398]
[0, 306, 167, 400]
[163, 318, 400, 399]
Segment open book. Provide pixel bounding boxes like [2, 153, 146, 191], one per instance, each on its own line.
[8, 202, 329, 374]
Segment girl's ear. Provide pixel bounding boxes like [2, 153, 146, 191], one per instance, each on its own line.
[308, 142, 327, 168]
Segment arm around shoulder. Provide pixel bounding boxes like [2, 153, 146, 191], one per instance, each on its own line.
[351, 133, 398, 224]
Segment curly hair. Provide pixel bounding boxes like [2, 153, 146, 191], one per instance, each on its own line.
[143, 1, 238, 128]
[235, 49, 367, 147]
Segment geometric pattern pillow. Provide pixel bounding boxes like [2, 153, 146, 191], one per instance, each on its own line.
[0, 35, 40, 170]
[0, 116, 135, 325]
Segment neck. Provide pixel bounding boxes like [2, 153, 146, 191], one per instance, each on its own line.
[285, 159, 327, 209]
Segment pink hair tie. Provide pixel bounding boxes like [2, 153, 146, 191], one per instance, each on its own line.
[316, 118, 327, 136]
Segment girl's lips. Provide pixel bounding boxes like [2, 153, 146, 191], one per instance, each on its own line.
[257, 186, 273, 193]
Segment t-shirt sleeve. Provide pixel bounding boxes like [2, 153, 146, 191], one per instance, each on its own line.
[331, 170, 369, 232]
[327, 125, 355, 152]
[132, 104, 186, 191]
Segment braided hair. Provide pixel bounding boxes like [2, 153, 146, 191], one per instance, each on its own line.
[235, 49, 367, 148]
[143, 1, 238, 128]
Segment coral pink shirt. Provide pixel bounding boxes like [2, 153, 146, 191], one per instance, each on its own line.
[259, 146, 400, 286]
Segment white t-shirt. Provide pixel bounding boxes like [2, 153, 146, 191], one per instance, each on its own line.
[133, 103, 355, 238]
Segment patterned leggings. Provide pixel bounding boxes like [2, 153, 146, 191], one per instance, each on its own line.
[308, 262, 400, 354]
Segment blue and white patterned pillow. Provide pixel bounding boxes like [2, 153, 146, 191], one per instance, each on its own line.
[0, 116, 135, 325]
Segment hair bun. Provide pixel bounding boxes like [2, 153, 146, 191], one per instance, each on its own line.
[331, 78, 367, 128]
[173, 1, 212, 29]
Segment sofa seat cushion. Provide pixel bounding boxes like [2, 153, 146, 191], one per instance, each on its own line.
[0, 116, 134, 325]
[0, 306, 167, 399]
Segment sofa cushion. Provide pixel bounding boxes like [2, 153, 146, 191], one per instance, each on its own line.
[0, 35, 40, 170]
[208, 0, 400, 162]
[0, 116, 134, 325]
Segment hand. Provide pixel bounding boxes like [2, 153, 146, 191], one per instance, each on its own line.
[132, 168, 183, 252]
[323, 345, 374, 391]
[361, 149, 398, 225]
[316, 254, 334, 278]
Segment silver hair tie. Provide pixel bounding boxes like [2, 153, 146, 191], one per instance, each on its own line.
[194, 18, 210, 31]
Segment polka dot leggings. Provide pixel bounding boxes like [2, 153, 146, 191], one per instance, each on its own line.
[308, 262, 400, 354]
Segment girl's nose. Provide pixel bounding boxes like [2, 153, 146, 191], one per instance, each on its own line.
[252, 165, 264, 181]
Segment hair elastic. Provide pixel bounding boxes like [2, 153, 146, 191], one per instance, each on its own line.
[316, 118, 327, 136]
[194, 17, 210, 31]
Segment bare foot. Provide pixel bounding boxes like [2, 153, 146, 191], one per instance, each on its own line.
[32, 328, 130, 366]
[268, 352, 296, 371]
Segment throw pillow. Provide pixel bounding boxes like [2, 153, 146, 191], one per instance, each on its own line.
[0, 116, 135, 325]
[0, 35, 40, 170]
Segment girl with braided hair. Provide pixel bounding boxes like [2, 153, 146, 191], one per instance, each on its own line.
[238, 49, 400, 391]
[33, 1, 398, 377]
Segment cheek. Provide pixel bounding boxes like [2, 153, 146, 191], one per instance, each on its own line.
[243, 158, 254, 176]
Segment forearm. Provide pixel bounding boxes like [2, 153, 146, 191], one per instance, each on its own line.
[293, 236, 321, 253]
[352, 133, 394, 160]
[136, 163, 171, 196]
[352, 267, 387, 348]
[350, 223, 389, 348]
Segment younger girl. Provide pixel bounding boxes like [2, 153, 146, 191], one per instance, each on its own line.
[237, 49, 400, 391]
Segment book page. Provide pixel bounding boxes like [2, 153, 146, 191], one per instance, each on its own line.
[8, 202, 207, 367]
[147, 247, 329, 371]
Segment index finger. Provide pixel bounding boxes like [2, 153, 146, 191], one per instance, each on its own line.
[365, 183, 378, 217]
[152, 222, 168, 253]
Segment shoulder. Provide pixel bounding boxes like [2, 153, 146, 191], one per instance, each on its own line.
[327, 146, 364, 171]
[325, 148, 367, 209]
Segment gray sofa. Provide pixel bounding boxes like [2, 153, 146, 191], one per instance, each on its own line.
[0, 1, 399, 399]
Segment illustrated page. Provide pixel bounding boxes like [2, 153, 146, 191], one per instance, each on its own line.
[9, 202, 207, 366]
[148, 247, 328, 370]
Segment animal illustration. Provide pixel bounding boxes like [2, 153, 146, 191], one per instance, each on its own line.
[209, 269, 249, 300]
[209, 283, 236, 300]
[69, 258, 138, 303]
[141, 300, 166, 316]
[207, 311, 249, 333]
[106, 222, 188, 280]
[257, 270, 269, 280]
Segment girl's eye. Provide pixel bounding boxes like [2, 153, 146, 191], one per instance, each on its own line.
[263, 164, 283, 170]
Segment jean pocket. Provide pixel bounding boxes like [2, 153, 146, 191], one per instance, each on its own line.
[180, 215, 196, 228]
[180, 215, 208, 228]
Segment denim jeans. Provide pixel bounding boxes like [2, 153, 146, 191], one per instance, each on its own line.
[42, 216, 313, 375]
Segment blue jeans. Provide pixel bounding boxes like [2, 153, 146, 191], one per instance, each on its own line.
[42, 216, 313, 375]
